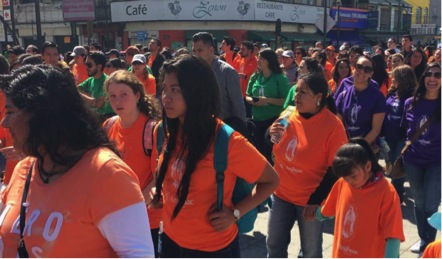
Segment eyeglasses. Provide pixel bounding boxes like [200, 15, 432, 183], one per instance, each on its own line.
[86, 63, 93, 68]
[80, 53, 87, 57]
[355, 64, 373, 73]
[424, 71, 441, 79]
[132, 61, 143, 66]
[105, 64, 113, 68]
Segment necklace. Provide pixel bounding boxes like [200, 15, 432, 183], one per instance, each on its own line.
[38, 160, 69, 184]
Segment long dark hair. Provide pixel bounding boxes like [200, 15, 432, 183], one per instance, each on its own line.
[411, 62, 441, 122]
[298, 72, 337, 114]
[371, 54, 389, 88]
[405, 48, 427, 79]
[332, 137, 383, 178]
[104, 70, 161, 120]
[259, 49, 282, 74]
[153, 55, 220, 220]
[0, 65, 117, 174]
[332, 59, 351, 82]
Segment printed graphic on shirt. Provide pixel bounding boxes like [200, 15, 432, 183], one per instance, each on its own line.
[285, 137, 298, 161]
[342, 205, 357, 240]
[166, 158, 194, 206]
[350, 104, 361, 125]
[418, 115, 429, 136]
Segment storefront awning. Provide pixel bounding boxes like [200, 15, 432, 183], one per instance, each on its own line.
[248, 31, 325, 42]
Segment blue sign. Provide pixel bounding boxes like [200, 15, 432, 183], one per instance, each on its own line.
[330, 7, 368, 29]
[136, 31, 148, 41]
[367, 11, 378, 29]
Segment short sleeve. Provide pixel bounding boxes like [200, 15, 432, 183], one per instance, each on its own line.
[226, 132, 267, 184]
[372, 91, 387, 114]
[321, 179, 342, 218]
[379, 184, 406, 241]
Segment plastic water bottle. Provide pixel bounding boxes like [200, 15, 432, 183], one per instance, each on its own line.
[270, 106, 295, 144]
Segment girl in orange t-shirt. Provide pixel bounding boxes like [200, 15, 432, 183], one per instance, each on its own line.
[132, 54, 157, 96]
[104, 70, 162, 257]
[328, 59, 351, 94]
[313, 138, 405, 258]
[152, 55, 279, 257]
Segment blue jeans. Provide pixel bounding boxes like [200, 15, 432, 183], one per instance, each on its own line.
[266, 195, 323, 258]
[404, 161, 441, 253]
[386, 139, 406, 201]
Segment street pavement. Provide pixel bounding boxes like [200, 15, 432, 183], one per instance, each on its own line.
[238, 180, 441, 258]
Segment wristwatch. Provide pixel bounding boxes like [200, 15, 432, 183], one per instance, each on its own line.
[233, 208, 241, 221]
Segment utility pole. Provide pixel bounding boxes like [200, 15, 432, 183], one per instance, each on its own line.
[396, 0, 401, 43]
[337, 1, 341, 47]
[35, 0, 43, 47]
[323, 0, 327, 42]
[9, 0, 18, 44]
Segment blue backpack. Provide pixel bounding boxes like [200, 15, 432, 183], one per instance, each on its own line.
[156, 122, 257, 234]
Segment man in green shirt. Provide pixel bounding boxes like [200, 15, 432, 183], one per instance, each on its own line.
[78, 51, 114, 121]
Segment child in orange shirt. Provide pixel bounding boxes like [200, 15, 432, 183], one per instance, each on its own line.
[152, 55, 279, 257]
[104, 70, 162, 257]
[313, 138, 405, 257]
[422, 212, 441, 258]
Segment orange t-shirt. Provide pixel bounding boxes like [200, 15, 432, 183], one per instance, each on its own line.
[103, 114, 161, 229]
[72, 63, 89, 86]
[272, 107, 347, 206]
[328, 78, 343, 95]
[153, 120, 267, 251]
[0, 91, 19, 185]
[321, 177, 405, 258]
[148, 55, 154, 69]
[422, 239, 441, 258]
[137, 74, 156, 96]
[0, 148, 144, 257]
[233, 56, 258, 97]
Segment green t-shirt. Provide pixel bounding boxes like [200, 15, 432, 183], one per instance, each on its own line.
[283, 84, 297, 109]
[78, 74, 114, 115]
[246, 72, 291, 121]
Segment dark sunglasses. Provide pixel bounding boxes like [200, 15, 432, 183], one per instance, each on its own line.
[424, 71, 441, 79]
[132, 61, 143, 65]
[355, 64, 373, 73]
[80, 53, 87, 57]
[86, 63, 93, 68]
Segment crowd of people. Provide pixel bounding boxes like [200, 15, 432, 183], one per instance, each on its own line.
[0, 32, 438, 258]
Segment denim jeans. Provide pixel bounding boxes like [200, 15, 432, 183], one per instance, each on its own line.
[386, 139, 406, 201]
[159, 232, 240, 258]
[266, 195, 323, 258]
[253, 116, 278, 165]
[404, 161, 441, 253]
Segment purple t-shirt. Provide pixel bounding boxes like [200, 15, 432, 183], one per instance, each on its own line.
[336, 84, 386, 138]
[333, 76, 379, 99]
[401, 97, 441, 168]
[383, 92, 408, 142]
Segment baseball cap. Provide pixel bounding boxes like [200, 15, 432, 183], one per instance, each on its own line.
[131, 54, 146, 64]
[261, 43, 269, 48]
[121, 46, 140, 55]
[106, 49, 120, 56]
[282, 50, 294, 58]
[326, 45, 335, 52]
[70, 46, 87, 57]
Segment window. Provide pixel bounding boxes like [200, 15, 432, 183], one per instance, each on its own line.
[415, 7, 422, 24]
[423, 7, 428, 24]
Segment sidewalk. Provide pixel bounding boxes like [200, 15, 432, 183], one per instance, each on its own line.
[239, 180, 441, 258]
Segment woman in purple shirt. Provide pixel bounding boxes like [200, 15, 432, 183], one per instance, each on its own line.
[401, 62, 441, 255]
[335, 56, 386, 150]
[382, 65, 418, 203]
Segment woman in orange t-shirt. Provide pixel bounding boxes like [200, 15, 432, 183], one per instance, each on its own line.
[328, 59, 351, 95]
[0, 65, 154, 257]
[152, 55, 279, 257]
[104, 70, 162, 257]
[132, 54, 157, 96]
[267, 72, 347, 257]
[314, 138, 405, 257]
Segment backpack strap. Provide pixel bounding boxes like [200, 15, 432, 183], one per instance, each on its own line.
[214, 124, 234, 211]
[155, 121, 165, 159]
[142, 118, 158, 156]
[104, 115, 119, 134]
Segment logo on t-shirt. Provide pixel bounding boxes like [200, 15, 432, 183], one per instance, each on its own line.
[171, 158, 185, 189]
[342, 205, 357, 240]
[418, 115, 429, 137]
[285, 137, 298, 162]
[392, 98, 400, 113]
[350, 104, 361, 125]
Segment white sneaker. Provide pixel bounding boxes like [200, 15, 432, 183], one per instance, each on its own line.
[410, 241, 421, 253]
